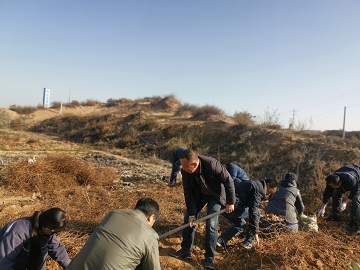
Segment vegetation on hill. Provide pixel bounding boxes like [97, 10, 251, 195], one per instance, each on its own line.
[1, 95, 360, 269]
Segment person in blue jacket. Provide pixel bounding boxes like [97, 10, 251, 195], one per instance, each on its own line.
[223, 163, 249, 181]
[0, 207, 71, 270]
[317, 165, 360, 232]
[169, 147, 187, 186]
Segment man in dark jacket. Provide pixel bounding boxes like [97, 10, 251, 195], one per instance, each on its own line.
[265, 173, 304, 232]
[66, 198, 161, 270]
[223, 163, 249, 181]
[317, 165, 360, 232]
[169, 147, 187, 186]
[170, 149, 235, 269]
[217, 178, 278, 249]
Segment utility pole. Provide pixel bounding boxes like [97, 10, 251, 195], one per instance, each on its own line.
[292, 109, 296, 127]
[342, 106, 346, 139]
[309, 117, 313, 130]
[289, 109, 296, 129]
[68, 87, 71, 103]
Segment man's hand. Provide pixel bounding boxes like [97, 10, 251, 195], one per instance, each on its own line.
[254, 234, 260, 247]
[225, 204, 234, 213]
[317, 204, 326, 217]
[339, 202, 347, 212]
[189, 216, 197, 228]
[317, 208, 325, 217]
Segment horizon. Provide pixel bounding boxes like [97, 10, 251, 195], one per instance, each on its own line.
[1, 1, 359, 131]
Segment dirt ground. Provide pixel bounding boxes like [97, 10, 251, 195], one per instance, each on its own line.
[1, 105, 360, 269]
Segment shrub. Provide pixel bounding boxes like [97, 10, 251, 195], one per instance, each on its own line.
[193, 104, 224, 118]
[3, 154, 118, 195]
[233, 110, 255, 126]
[66, 100, 81, 108]
[9, 105, 37, 115]
[150, 94, 181, 112]
[257, 107, 282, 128]
[51, 101, 62, 109]
[81, 99, 102, 106]
[106, 98, 134, 107]
[175, 103, 199, 116]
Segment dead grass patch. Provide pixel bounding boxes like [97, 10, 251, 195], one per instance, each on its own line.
[2, 154, 118, 196]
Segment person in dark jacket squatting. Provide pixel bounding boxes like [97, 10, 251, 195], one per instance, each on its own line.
[169, 147, 187, 186]
[317, 165, 360, 232]
[223, 163, 249, 181]
[66, 198, 160, 270]
[265, 173, 304, 232]
[217, 178, 278, 250]
[0, 207, 71, 270]
[170, 149, 235, 269]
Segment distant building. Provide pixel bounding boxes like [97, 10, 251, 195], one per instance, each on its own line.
[43, 88, 51, 108]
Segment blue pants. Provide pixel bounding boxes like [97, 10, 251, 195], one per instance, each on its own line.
[181, 195, 222, 259]
[169, 153, 180, 185]
[267, 221, 298, 233]
[219, 206, 248, 244]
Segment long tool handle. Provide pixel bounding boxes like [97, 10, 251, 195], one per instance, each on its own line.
[159, 208, 227, 239]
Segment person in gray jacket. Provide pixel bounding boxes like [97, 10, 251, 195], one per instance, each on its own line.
[0, 207, 71, 270]
[66, 198, 160, 270]
[265, 173, 304, 232]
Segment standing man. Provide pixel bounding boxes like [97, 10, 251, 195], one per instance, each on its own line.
[223, 163, 249, 181]
[66, 198, 161, 270]
[170, 149, 235, 269]
[317, 165, 360, 232]
[169, 147, 187, 187]
[217, 178, 278, 249]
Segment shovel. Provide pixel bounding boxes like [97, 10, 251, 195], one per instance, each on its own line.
[159, 209, 226, 239]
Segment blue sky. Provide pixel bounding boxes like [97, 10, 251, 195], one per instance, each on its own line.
[1, 1, 359, 131]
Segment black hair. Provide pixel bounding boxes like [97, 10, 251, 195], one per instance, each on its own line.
[180, 149, 199, 162]
[285, 172, 298, 182]
[325, 174, 341, 185]
[135, 198, 159, 219]
[265, 178, 278, 189]
[29, 208, 66, 269]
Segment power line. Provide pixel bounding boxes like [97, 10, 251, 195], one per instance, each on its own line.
[307, 104, 360, 118]
[286, 86, 360, 113]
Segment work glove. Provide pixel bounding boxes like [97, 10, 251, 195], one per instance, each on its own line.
[317, 208, 325, 217]
[338, 202, 347, 212]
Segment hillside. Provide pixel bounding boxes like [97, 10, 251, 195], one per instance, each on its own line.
[1, 97, 360, 269]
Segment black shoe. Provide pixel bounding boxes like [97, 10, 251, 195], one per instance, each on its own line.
[170, 249, 192, 259]
[347, 224, 358, 232]
[169, 182, 176, 187]
[325, 215, 341, 222]
[216, 238, 228, 249]
[205, 257, 216, 269]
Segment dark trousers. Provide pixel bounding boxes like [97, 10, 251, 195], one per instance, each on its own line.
[169, 153, 179, 185]
[181, 195, 222, 259]
[331, 189, 360, 226]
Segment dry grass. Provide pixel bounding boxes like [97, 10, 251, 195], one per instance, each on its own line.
[1, 154, 360, 269]
[9, 105, 37, 115]
[2, 154, 118, 195]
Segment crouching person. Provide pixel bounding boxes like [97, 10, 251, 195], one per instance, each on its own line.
[217, 178, 278, 249]
[0, 208, 71, 270]
[66, 198, 160, 270]
[265, 173, 304, 232]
